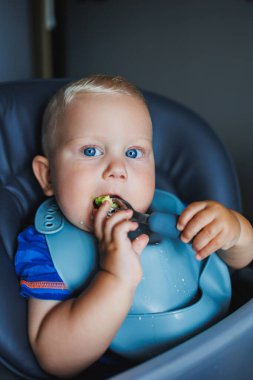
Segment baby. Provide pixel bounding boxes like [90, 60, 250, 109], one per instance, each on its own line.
[15, 75, 253, 378]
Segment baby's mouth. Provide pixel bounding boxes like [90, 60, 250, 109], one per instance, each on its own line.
[92, 195, 150, 226]
[93, 194, 126, 216]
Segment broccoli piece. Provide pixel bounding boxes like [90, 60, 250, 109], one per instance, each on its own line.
[94, 195, 119, 215]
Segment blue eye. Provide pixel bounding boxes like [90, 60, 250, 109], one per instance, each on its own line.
[125, 148, 143, 159]
[82, 147, 103, 157]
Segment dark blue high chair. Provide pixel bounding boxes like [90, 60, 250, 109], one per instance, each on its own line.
[0, 79, 252, 380]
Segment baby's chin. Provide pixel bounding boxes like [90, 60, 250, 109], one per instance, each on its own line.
[78, 219, 94, 233]
[66, 215, 93, 232]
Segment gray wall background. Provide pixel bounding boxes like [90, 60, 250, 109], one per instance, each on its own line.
[0, 0, 253, 219]
[0, 0, 33, 81]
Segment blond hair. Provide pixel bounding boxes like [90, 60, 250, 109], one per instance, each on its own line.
[41, 74, 146, 157]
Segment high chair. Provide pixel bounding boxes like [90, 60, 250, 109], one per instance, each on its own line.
[0, 79, 252, 380]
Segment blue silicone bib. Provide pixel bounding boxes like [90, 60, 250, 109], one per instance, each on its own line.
[35, 189, 231, 360]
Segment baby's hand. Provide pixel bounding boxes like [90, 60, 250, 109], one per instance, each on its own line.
[177, 201, 241, 260]
[93, 201, 149, 288]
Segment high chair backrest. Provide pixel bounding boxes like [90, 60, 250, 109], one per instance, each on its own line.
[0, 79, 241, 379]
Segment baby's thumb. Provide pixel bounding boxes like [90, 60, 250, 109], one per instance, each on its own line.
[132, 234, 149, 256]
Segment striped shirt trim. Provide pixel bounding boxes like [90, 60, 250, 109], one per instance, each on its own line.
[20, 280, 68, 290]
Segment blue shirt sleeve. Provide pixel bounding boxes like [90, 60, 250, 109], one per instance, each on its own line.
[15, 225, 72, 300]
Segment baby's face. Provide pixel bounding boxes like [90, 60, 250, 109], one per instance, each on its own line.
[48, 92, 155, 231]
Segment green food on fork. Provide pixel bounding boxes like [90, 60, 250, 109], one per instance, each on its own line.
[94, 195, 120, 216]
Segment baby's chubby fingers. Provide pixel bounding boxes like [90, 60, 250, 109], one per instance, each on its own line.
[103, 209, 134, 244]
[191, 220, 221, 252]
[194, 231, 224, 260]
[132, 234, 149, 256]
[177, 202, 215, 244]
[177, 202, 208, 232]
[93, 201, 133, 241]
[92, 200, 111, 240]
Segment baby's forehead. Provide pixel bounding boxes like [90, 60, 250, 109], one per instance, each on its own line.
[63, 92, 151, 121]
[56, 93, 151, 138]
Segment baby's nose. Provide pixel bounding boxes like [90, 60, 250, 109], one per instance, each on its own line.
[102, 160, 128, 181]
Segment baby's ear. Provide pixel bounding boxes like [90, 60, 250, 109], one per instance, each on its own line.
[32, 155, 54, 196]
